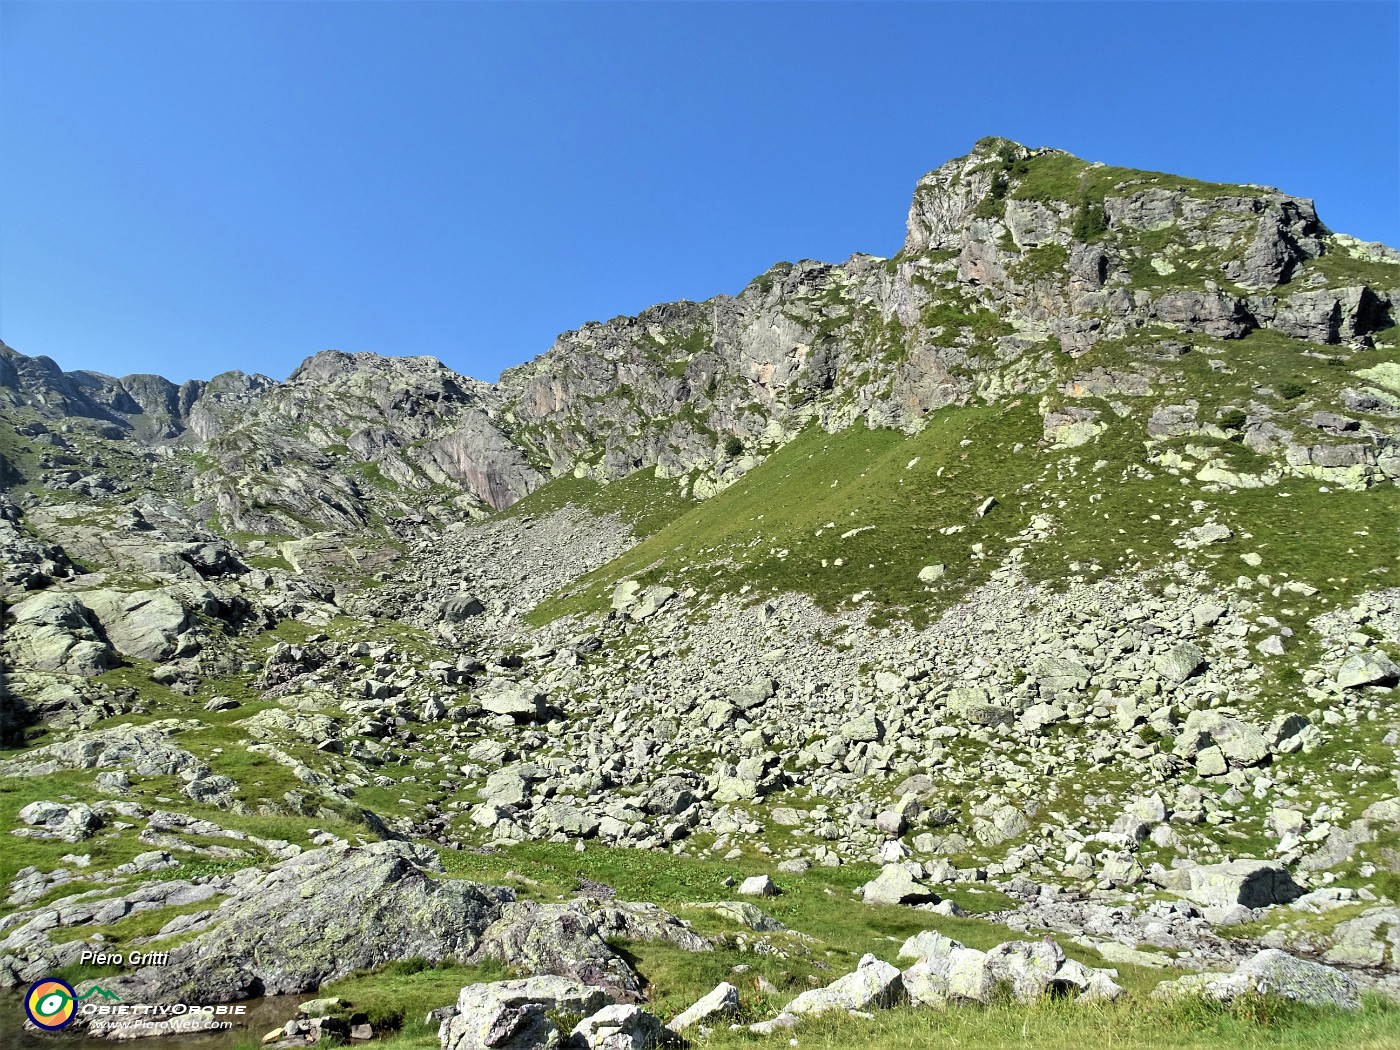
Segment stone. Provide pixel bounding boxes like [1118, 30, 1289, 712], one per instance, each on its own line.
[785, 954, 905, 1015]
[478, 686, 548, 723]
[1153, 949, 1359, 1010]
[442, 977, 612, 1050]
[80, 588, 192, 661]
[471, 901, 669, 999]
[667, 982, 739, 1032]
[297, 997, 347, 1018]
[1020, 703, 1067, 731]
[0, 725, 207, 779]
[897, 930, 961, 963]
[862, 864, 941, 906]
[944, 947, 996, 1004]
[1174, 710, 1270, 769]
[736, 875, 778, 897]
[1154, 642, 1205, 685]
[628, 586, 675, 622]
[984, 939, 1065, 1003]
[441, 594, 486, 621]
[79, 841, 514, 1005]
[874, 670, 906, 695]
[918, 564, 946, 583]
[4, 591, 114, 675]
[17, 800, 101, 842]
[1165, 859, 1302, 910]
[569, 1004, 662, 1049]
[1336, 651, 1400, 690]
[698, 902, 784, 932]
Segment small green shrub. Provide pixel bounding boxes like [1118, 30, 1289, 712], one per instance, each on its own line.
[1277, 380, 1308, 400]
[1071, 192, 1109, 241]
[1217, 408, 1248, 430]
[723, 436, 745, 458]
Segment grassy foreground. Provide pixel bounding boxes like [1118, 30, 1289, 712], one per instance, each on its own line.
[703, 995, 1400, 1050]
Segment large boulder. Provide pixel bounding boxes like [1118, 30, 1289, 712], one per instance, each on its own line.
[4, 591, 114, 675]
[73, 842, 513, 1004]
[477, 685, 549, 723]
[1163, 859, 1302, 909]
[440, 977, 612, 1050]
[472, 902, 643, 999]
[1173, 711, 1270, 769]
[861, 863, 942, 906]
[1155, 642, 1206, 684]
[441, 594, 486, 621]
[1153, 949, 1359, 1010]
[81, 588, 193, 661]
[569, 1004, 662, 1050]
[667, 982, 739, 1032]
[16, 801, 102, 842]
[1336, 651, 1400, 690]
[785, 954, 905, 1015]
[984, 940, 1066, 1004]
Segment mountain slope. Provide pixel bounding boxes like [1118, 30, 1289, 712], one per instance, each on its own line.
[1, 138, 1399, 1043]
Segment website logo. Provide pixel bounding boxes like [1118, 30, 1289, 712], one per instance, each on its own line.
[25, 979, 123, 1031]
[26, 979, 77, 1030]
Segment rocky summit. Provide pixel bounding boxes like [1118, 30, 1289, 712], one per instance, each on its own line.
[2, 138, 1399, 1047]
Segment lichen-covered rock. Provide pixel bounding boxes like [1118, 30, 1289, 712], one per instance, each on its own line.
[3, 592, 113, 675]
[861, 863, 941, 906]
[569, 1004, 662, 1050]
[472, 902, 642, 999]
[667, 982, 739, 1032]
[440, 978, 613, 1050]
[80, 588, 193, 661]
[785, 954, 905, 1014]
[1163, 860, 1302, 910]
[70, 841, 513, 1004]
[0, 724, 207, 779]
[1153, 949, 1359, 1010]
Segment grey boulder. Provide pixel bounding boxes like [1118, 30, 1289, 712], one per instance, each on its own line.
[861, 863, 941, 906]
[786, 954, 905, 1015]
[441, 977, 612, 1050]
[1153, 949, 1359, 1010]
[667, 982, 739, 1032]
[1163, 859, 1302, 909]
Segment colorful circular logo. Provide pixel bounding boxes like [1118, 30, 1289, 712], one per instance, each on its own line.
[26, 978, 77, 1030]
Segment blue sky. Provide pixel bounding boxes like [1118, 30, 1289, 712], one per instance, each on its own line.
[2, 2, 1397, 385]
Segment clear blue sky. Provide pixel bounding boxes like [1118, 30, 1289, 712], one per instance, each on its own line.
[2, 2, 1397, 385]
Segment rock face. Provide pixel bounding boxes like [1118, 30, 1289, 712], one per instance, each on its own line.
[4, 592, 113, 675]
[80, 842, 514, 1004]
[4, 140, 1397, 540]
[1154, 949, 1360, 1010]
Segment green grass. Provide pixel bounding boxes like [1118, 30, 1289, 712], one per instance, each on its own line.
[526, 405, 1042, 627]
[702, 993, 1400, 1050]
[504, 464, 699, 539]
[1011, 151, 1270, 207]
[319, 957, 513, 1036]
[1289, 244, 1400, 293]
